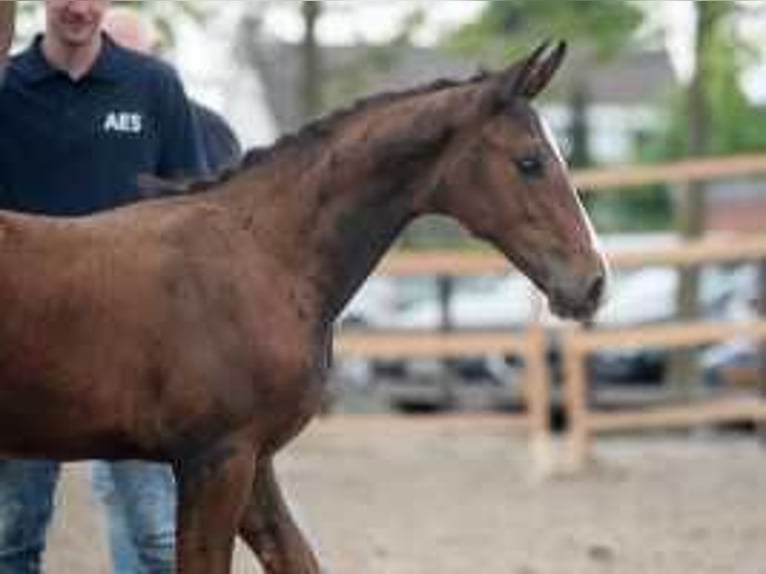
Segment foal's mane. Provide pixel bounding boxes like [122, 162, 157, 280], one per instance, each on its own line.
[180, 69, 493, 196]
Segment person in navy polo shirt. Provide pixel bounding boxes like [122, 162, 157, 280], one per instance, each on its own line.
[0, 0, 208, 572]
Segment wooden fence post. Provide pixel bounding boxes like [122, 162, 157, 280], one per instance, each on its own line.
[525, 292, 552, 477]
[563, 327, 592, 471]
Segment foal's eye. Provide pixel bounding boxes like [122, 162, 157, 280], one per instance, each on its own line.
[514, 156, 545, 178]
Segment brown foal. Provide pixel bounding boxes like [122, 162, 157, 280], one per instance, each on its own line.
[0, 42, 605, 572]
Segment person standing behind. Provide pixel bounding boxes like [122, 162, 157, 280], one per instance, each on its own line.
[192, 101, 242, 173]
[103, 6, 242, 174]
[0, 1, 207, 572]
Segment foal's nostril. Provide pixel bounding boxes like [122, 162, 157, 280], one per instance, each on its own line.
[586, 274, 606, 305]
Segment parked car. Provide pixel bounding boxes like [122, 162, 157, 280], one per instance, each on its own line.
[700, 336, 761, 392]
[338, 276, 400, 329]
[379, 274, 537, 331]
[590, 264, 758, 383]
[334, 274, 532, 408]
[339, 275, 437, 329]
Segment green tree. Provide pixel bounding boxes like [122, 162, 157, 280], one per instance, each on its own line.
[648, 2, 766, 160]
[446, 0, 642, 62]
[651, 1, 766, 393]
[445, 0, 644, 170]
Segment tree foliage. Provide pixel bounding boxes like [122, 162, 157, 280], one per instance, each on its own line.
[648, 1, 766, 160]
[625, 2, 766, 231]
[445, 0, 643, 61]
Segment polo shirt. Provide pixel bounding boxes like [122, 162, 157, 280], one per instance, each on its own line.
[0, 34, 208, 215]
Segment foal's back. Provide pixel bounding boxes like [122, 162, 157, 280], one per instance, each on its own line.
[0, 199, 308, 461]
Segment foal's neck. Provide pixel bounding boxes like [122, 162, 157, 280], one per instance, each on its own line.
[220, 95, 457, 325]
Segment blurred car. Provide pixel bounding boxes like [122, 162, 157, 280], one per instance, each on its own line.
[590, 264, 758, 383]
[338, 276, 400, 329]
[379, 274, 537, 331]
[338, 275, 437, 329]
[381, 264, 754, 381]
[334, 274, 532, 407]
[700, 337, 761, 392]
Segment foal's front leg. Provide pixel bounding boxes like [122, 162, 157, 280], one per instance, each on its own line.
[239, 457, 323, 574]
[173, 442, 255, 574]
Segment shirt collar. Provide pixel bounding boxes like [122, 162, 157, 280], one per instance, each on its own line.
[88, 34, 126, 82]
[14, 33, 124, 84]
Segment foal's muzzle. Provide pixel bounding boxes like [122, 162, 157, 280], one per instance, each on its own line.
[548, 261, 608, 323]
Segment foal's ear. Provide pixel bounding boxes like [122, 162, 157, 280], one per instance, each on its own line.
[495, 40, 567, 104]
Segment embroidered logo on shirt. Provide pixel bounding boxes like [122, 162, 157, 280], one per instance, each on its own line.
[103, 112, 143, 134]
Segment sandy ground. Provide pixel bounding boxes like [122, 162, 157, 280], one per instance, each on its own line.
[45, 415, 766, 574]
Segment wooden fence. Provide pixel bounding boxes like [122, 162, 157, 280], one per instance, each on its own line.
[334, 258, 552, 470]
[565, 154, 766, 469]
[334, 153, 766, 473]
[562, 236, 766, 470]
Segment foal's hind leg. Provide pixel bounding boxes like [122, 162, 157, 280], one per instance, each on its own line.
[173, 442, 255, 574]
[239, 457, 323, 573]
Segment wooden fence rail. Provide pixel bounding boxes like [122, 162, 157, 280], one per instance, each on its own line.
[552, 235, 766, 470]
[562, 319, 766, 470]
[376, 233, 766, 276]
[335, 312, 552, 473]
[572, 153, 766, 190]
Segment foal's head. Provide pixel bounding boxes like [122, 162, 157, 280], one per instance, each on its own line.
[423, 42, 606, 321]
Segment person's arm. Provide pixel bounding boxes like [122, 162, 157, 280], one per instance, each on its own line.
[191, 102, 242, 173]
[0, 1, 15, 84]
[154, 66, 209, 180]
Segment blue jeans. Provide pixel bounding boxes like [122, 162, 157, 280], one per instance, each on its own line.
[0, 461, 58, 574]
[0, 459, 175, 574]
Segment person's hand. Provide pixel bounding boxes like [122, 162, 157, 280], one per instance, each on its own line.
[136, 173, 193, 198]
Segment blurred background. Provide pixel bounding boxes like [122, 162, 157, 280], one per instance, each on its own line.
[10, 1, 766, 571]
